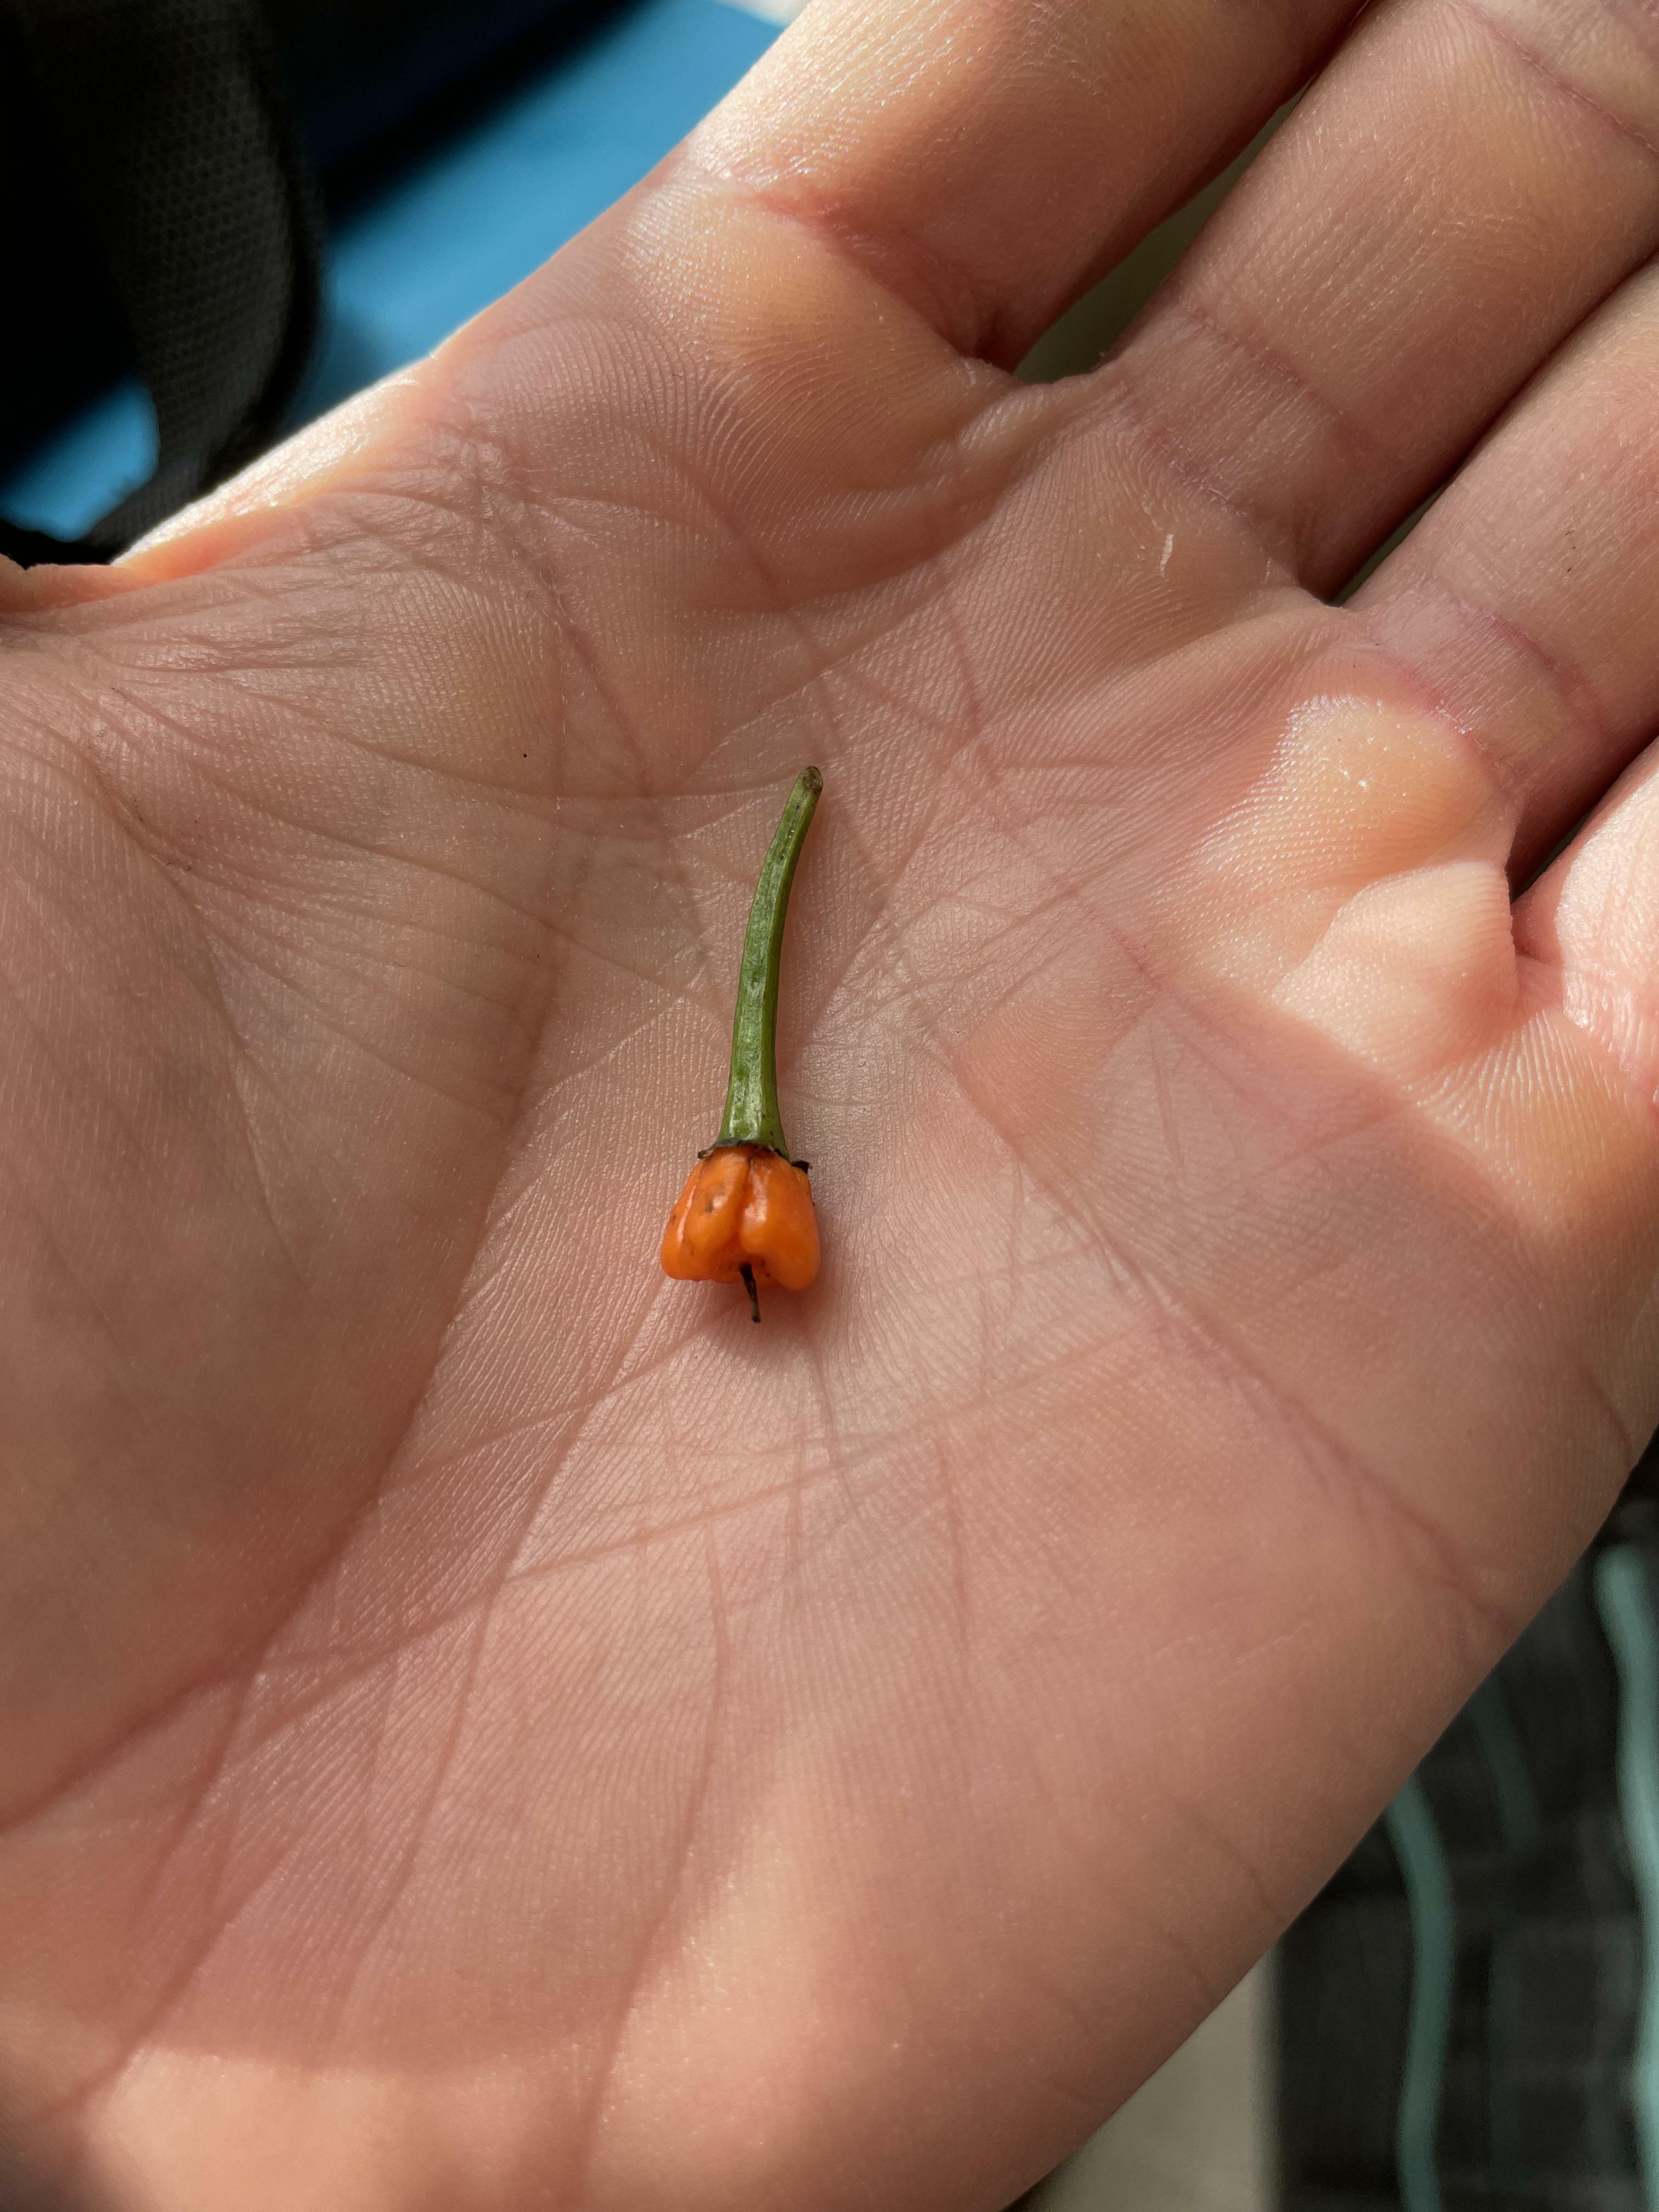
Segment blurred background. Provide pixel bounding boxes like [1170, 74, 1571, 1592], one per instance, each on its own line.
[4, 4, 1657, 2204]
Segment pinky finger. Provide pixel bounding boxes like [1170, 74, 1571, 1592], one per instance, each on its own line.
[1517, 746, 1659, 1119]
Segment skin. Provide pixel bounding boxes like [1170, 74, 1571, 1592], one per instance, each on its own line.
[5, 0, 1659, 2203]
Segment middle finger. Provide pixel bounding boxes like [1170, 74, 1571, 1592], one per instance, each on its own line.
[1106, 0, 1659, 592]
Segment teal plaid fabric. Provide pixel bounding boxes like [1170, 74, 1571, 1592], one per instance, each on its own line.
[1279, 1479, 1659, 2210]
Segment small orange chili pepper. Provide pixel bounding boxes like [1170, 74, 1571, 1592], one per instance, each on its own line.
[660, 768, 822, 1322]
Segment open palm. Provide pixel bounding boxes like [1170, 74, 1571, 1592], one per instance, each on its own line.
[7, 0, 1659, 2203]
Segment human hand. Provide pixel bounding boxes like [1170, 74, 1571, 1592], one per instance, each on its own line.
[5, 0, 1659, 2202]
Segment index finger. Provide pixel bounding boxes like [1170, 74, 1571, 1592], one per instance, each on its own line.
[691, 0, 1364, 366]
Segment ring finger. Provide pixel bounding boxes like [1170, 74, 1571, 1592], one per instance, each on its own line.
[1352, 255, 1659, 878]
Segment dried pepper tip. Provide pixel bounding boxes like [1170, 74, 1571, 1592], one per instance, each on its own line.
[660, 768, 823, 1321]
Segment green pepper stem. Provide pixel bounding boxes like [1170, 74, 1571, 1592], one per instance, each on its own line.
[715, 766, 822, 1158]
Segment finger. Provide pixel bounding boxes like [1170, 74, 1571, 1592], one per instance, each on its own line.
[1517, 743, 1659, 1143]
[1111, 0, 1659, 589]
[1351, 258, 1659, 879]
[690, 0, 1364, 368]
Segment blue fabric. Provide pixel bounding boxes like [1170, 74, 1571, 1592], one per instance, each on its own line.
[2, 0, 777, 538]
[304, 0, 776, 410]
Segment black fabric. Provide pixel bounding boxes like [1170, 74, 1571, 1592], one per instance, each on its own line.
[0, 7, 131, 487]
[1279, 1824, 1417, 2196]
[0, 0, 321, 562]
